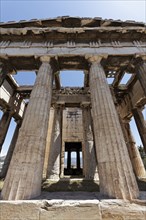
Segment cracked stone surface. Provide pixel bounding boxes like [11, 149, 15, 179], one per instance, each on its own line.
[0, 192, 146, 220]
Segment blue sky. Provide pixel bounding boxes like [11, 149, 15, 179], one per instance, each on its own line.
[1, 1, 146, 22]
[0, 0, 146, 155]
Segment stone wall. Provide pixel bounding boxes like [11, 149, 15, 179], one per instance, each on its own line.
[62, 107, 83, 143]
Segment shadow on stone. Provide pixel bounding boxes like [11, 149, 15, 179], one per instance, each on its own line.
[42, 179, 100, 192]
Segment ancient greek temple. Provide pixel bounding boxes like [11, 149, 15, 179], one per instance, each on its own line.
[0, 17, 146, 201]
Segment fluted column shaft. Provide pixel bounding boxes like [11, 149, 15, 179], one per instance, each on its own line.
[132, 107, 146, 153]
[0, 110, 12, 152]
[67, 149, 71, 170]
[135, 59, 146, 96]
[122, 119, 146, 178]
[0, 62, 8, 87]
[47, 105, 62, 179]
[76, 150, 80, 170]
[82, 104, 98, 180]
[2, 57, 53, 200]
[89, 56, 139, 200]
[43, 108, 55, 179]
[0, 120, 21, 178]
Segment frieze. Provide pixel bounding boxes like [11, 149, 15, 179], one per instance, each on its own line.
[53, 87, 90, 95]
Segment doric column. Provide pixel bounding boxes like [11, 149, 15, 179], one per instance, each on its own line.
[47, 104, 63, 180]
[122, 118, 146, 178]
[0, 110, 12, 152]
[0, 62, 9, 87]
[0, 120, 21, 178]
[67, 149, 71, 170]
[43, 107, 55, 179]
[1, 56, 53, 200]
[132, 107, 146, 153]
[76, 150, 80, 170]
[81, 102, 98, 180]
[134, 55, 146, 96]
[87, 55, 139, 200]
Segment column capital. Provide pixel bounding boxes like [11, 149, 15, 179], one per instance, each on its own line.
[54, 71, 60, 76]
[133, 54, 146, 68]
[39, 56, 52, 63]
[122, 117, 131, 124]
[135, 53, 146, 61]
[84, 70, 89, 75]
[80, 101, 91, 109]
[14, 118, 22, 125]
[2, 108, 14, 116]
[53, 102, 65, 110]
[85, 54, 108, 64]
[132, 106, 143, 112]
[0, 59, 16, 74]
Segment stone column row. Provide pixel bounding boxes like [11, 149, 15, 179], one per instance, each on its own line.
[88, 55, 139, 200]
[121, 118, 146, 178]
[0, 120, 21, 178]
[0, 91, 24, 153]
[2, 56, 53, 200]
[1, 53, 144, 201]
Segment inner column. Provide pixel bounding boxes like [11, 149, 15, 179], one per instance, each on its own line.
[1, 56, 53, 200]
[67, 149, 71, 170]
[76, 150, 80, 170]
[81, 103, 98, 180]
[122, 118, 146, 178]
[0, 110, 12, 152]
[0, 61, 10, 87]
[47, 104, 62, 180]
[135, 55, 146, 96]
[132, 107, 146, 153]
[0, 120, 22, 178]
[87, 55, 139, 200]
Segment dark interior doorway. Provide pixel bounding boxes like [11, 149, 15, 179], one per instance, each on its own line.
[64, 142, 83, 176]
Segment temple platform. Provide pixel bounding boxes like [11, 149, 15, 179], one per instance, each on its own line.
[0, 191, 146, 220]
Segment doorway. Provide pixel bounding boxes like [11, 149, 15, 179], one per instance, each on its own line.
[64, 142, 83, 176]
